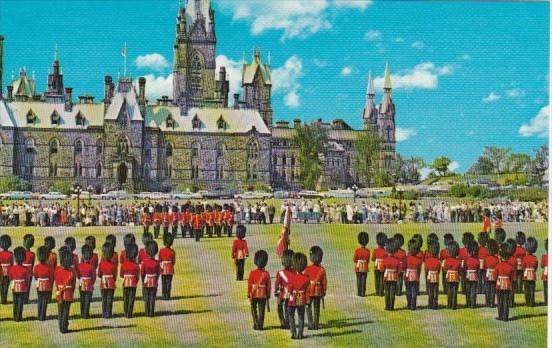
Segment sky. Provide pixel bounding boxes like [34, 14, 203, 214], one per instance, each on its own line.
[0, 0, 549, 173]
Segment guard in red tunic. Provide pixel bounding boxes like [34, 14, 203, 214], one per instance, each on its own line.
[286, 252, 310, 340]
[459, 232, 474, 295]
[64, 237, 79, 275]
[162, 205, 171, 236]
[494, 211, 503, 231]
[506, 238, 518, 307]
[482, 209, 491, 233]
[496, 243, 515, 321]
[404, 239, 422, 310]
[153, 203, 163, 239]
[78, 245, 96, 319]
[353, 232, 370, 297]
[477, 232, 489, 294]
[542, 239, 548, 306]
[160, 233, 176, 300]
[180, 205, 192, 238]
[8, 247, 30, 321]
[0, 235, 13, 305]
[214, 205, 223, 237]
[120, 233, 136, 265]
[495, 228, 506, 246]
[203, 205, 214, 238]
[83, 236, 99, 270]
[138, 232, 154, 268]
[34, 246, 53, 321]
[304, 246, 327, 330]
[22, 233, 35, 304]
[232, 225, 249, 281]
[98, 243, 117, 318]
[383, 238, 400, 311]
[484, 239, 500, 307]
[170, 204, 179, 237]
[121, 244, 140, 318]
[514, 231, 527, 294]
[372, 232, 387, 297]
[142, 241, 160, 317]
[44, 236, 57, 302]
[439, 233, 454, 294]
[142, 205, 152, 234]
[191, 206, 203, 242]
[394, 233, 406, 296]
[106, 234, 119, 270]
[443, 241, 461, 310]
[55, 248, 76, 333]
[464, 240, 479, 308]
[223, 204, 234, 238]
[248, 250, 271, 331]
[522, 237, 538, 307]
[275, 249, 295, 329]
[424, 240, 441, 309]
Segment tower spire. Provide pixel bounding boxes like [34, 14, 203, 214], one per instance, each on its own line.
[383, 62, 392, 90]
[54, 44, 58, 62]
[367, 70, 375, 96]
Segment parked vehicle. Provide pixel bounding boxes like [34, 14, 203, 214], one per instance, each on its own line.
[234, 191, 272, 199]
[172, 190, 203, 200]
[0, 191, 33, 200]
[40, 192, 68, 200]
[298, 190, 326, 199]
[103, 190, 132, 200]
[202, 187, 236, 199]
[136, 192, 170, 200]
[273, 190, 289, 199]
[70, 191, 91, 199]
[327, 189, 355, 198]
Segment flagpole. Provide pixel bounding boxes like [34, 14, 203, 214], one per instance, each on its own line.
[123, 42, 127, 77]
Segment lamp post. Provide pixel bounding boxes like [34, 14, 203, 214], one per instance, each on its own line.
[351, 184, 359, 204]
[87, 185, 93, 205]
[73, 184, 82, 223]
[398, 188, 404, 221]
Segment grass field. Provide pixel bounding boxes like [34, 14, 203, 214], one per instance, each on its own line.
[0, 222, 547, 348]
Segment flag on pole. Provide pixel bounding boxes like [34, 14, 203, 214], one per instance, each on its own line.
[276, 203, 292, 257]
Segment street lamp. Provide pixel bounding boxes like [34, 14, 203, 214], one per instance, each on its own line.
[351, 184, 359, 203]
[87, 185, 93, 205]
[73, 184, 82, 224]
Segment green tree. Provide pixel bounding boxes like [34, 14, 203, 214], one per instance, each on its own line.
[0, 175, 31, 193]
[50, 180, 74, 195]
[431, 156, 452, 177]
[353, 129, 381, 187]
[292, 122, 328, 190]
[527, 145, 548, 187]
[469, 156, 494, 175]
[483, 146, 511, 174]
[506, 153, 531, 174]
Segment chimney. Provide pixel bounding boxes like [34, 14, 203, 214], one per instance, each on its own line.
[219, 67, 226, 82]
[64, 87, 73, 111]
[7, 85, 13, 101]
[138, 77, 146, 106]
[293, 118, 301, 128]
[233, 93, 240, 110]
[0, 35, 3, 99]
[104, 75, 113, 103]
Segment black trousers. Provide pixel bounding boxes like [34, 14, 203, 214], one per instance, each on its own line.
[0, 277, 9, 304]
[427, 283, 439, 309]
[123, 287, 137, 318]
[161, 275, 173, 300]
[384, 281, 397, 310]
[194, 229, 202, 242]
[163, 225, 169, 236]
[397, 273, 404, 296]
[58, 301, 71, 333]
[206, 225, 213, 238]
[225, 224, 232, 237]
[269, 214, 274, 224]
[524, 280, 536, 307]
[250, 298, 267, 330]
[460, 270, 466, 294]
[478, 269, 486, 294]
[13, 292, 25, 321]
[497, 290, 510, 321]
[143, 225, 150, 234]
[101, 289, 114, 318]
[405, 282, 419, 310]
[374, 271, 384, 296]
[181, 224, 191, 238]
[144, 287, 157, 317]
[277, 299, 290, 329]
[356, 272, 367, 297]
[215, 225, 222, 237]
[446, 282, 459, 309]
[153, 225, 161, 239]
[79, 291, 92, 318]
[235, 259, 245, 281]
[441, 270, 447, 294]
[172, 225, 178, 237]
[509, 288, 515, 307]
[288, 306, 305, 339]
[485, 281, 497, 307]
[307, 296, 322, 329]
[515, 270, 523, 293]
[544, 281, 548, 306]
[465, 281, 477, 308]
[37, 291, 49, 320]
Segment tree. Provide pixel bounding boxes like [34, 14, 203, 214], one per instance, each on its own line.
[353, 129, 381, 187]
[483, 146, 511, 174]
[431, 156, 452, 177]
[391, 155, 425, 184]
[469, 156, 494, 175]
[50, 180, 75, 195]
[506, 153, 531, 174]
[527, 145, 548, 187]
[292, 122, 328, 190]
[0, 175, 31, 193]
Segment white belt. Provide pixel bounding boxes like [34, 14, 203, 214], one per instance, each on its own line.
[37, 278, 49, 282]
[22, 263, 32, 267]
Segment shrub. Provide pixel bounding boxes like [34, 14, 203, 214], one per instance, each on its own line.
[506, 188, 547, 203]
[49, 180, 74, 195]
[0, 175, 31, 193]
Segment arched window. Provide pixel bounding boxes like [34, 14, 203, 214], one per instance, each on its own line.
[386, 126, 393, 141]
[118, 137, 130, 155]
[74, 140, 83, 156]
[96, 162, 102, 178]
[96, 139, 103, 155]
[51, 110, 60, 125]
[191, 52, 203, 97]
[76, 111, 85, 126]
[166, 163, 173, 178]
[216, 142, 225, 158]
[25, 138, 35, 153]
[166, 143, 173, 157]
[191, 142, 200, 158]
[246, 139, 260, 180]
[48, 163, 57, 177]
[49, 139, 59, 155]
[74, 162, 83, 177]
[143, 163, 151, 180]
[191, 142, 201, 180]
[247, 140, 259, 159]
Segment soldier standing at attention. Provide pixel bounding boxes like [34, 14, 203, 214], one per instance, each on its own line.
[383, 238, 400, 311]
[484, 239, 500, 308]
[138, 232, 153, 266]
[55, 248, 76, 333]
[121, 244, 140, 318]
[305, 246, 327, 330]
[162, 205, 171, 236]
[275, 249, 295, 329]
[248, 250, 271, 331]
[443, 241, 461, 310]
[482, 209, 491, 233]
[98, 243, 117, 319]
[394, 234, 406, 296]
[105, 234, 119, 270]
[404, 239, 422, 311]
[120, 233, 136, 265]
[496, 243, 515, 321]
[287, 253, 310, 340]
[142, 241, 160, 317]
[44, 236, 57, 302]
[159, 233, 176, 300]
[142, 205, 152, 234]
[153, 203, 163, 239]
[213, 205, 223, 237]
[204, 205, 214, 238]
[8, 247, 30, 321]
[77, 245, 96, 319]
[439, 234, 454, 294]
[353, 232, 370, 297]
[34, 246, 52, 321]
[0, 235, 13, 305]
[424, 240, 441, 310]
[372, 232, 387, 297]
[477, 232, 489, 295]
[542, 239, 548, 306]
[64, 237, 80, 273]
[232, 225, 249, 281]
[514, 232, 527, 294]
[22, 234, 35, 304]
[522, 237, 538, 307]
[191, 206, 203, 242]
[83, 236, 99, 270]
[464, 240, 480, 308]
[458, 233, 474, 295]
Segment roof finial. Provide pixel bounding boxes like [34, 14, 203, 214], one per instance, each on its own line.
[122, 42, 128, 77]
[54, 44, 58, 61]
[367, 70, 375, 96]
[384, 62, 392, 90]
[254, 47, 261, 62]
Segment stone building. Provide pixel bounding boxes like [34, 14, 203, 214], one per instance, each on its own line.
[0, 1, 395, 193]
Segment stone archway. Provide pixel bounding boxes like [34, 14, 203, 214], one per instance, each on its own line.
[118, 163, 128, 185]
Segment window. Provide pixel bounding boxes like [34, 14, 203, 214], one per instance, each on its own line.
[217, 115, 227, 130]
[96, 139, 103, 155]
[246, 139, 260, 180]
[191, 165, 199, 179]
[191, 142, 200, 157]
[282, 155, 286, 166]
[143, 163, 151, 180]
[74, 140, 84, 156]
[118, 137, 130, 155]
[166, 113, 175, 128]
[166, 143, 173, 157]
[216, 142, 225, 157]
[191, 53, 203, 97]
[273, 155, 277, 166]
[386, 126, 393, 141]
[26, 110, 36, 124]
[192, 114, 201, 130]
[166, 164, 173, 178]
[49, 163, 58, 177]
[96, 163, 102, 178]
[76, 112, 85, 126]
[49, 139, 59, 155]
[216, 164, 224, 180]
[74, 162, 83, 177]
[25, 138, 35, 153]
[291, 157, 295, 166]
[51, 110, 60, 125]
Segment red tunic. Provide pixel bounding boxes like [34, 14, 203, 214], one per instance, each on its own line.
[77, 262, 96, 292]
[247, 268, 271, 299]
[47, 252, 58, 275]
[232, 239, 249, 260]
[213, 211, 222, 225]
[54, 266, 76, 303]
[286, 272, 310, 307]
[0, 250, 14, 275]
[120, 261, 140, 288]
[203, 212, 213, 227]
[81, 253, 99, 271]
[465, 257, 480, 281]
[8, 264, 30, 293]
[458, 247, 468, 268]
[274, 268, 294, 301]
[404, 255, 423, 282]
[507, 256, 517, 280]
[98, 260, 117, 289]
[141, 258, 160, 288]
[71, 253, 79, 273]
[484, 255, 500, 281]
[33, 263, 53, 291]
[382, 255, 400, 282]
[304, 264, 327, 297]
[372, 247, 386, 272]
[23, 250, 35, 276]
[191, 214, 202, 230]
[353, 247, 370, 273]
[443, 257, 461, 283]
[424, 255, 441, 283]
[514, 246, 526, 271]
[138, 248, 148, 265]
[478, 246, 489, 269]
[495, 261, 515, 290]
[119, 250, 128, 265]
[482, 216, 491, 232]
[542, 254, 548, 281]
[159, 247, 176, 275]
[521, 254, 538, 281]
[395, 248, 407, 273]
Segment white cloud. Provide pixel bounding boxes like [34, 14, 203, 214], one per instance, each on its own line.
[340, 66, 353, 76]
[219, 0, 371, 41]
[395, 127, 417, 142]
[461, 54, 472, 61]
[364, 30, 382, 41]
[134, 53, 170, 71]
[284, 88, 301, 108]
[506, 88, 525, 98]
[420, 167, 433, 180]
[216, 55, 242, 102]
[373, 62, 456, 90]
[139, 74, 173, 99]
[313, 58, 328, 68]
[411, 41, 425, 49]
[393, 37, 405, 43]
[273, 55, 305, 108]
[519, 105, 549, 138]
[482, 92, 501, 103]
[448, 161, 460, 172]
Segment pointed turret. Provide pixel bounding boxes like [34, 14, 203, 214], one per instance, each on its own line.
[362, 70, 378, 130]
[45, 45, 64, 102]
[383, 62, 392, 90]
[379, 63, 394, 115]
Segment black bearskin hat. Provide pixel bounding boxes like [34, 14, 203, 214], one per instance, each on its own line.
[13, 247, 25, 264]
[102, 242, 114, 260]
[358, 232, 369, 247]
[145, 241, 158, 258]
[477, 232, 488, 247]
[0, 234, 12, 250]
[427, 240, 440, 258]
[447, 241, 460, 258]
[525, 237, 538, 254]
[65, 237, 76, 252]
[124, 233, 136, 248]
[309, 246, 323, 265]
[393, 233, 405, 247]
[494, 228, 506, 243]
[486, 239, 499, 256]
[254, 250, 268, 269]
[292, 253, 308, 273]
[462, 232, 474, 246]
[23, 234, 35, 249]
[85, 235, 96, 250]
[60, 248, 73, 269]
[163, 232, 174, 247]
[467, 240, 478, 258]
[236, 224, 246, 240]
[505, 238, 516, 250]
[412, 234, 423, 249]
[142, 232, 153, 246]
[516, 231, 526, 246]
[499, 242, 514, 262]
[126, 243, 138, 261]
[81, 244, 93, 262]
[36, 246, 48, 263]
[44, 236, 55, 251]
[427, 233, 438, 245]
[408, 239, 419, 255]
[443, 233, 454, 246]
[281, 249, 294, 268]
[385, 238, 398, 255]
[376, 232, 387, 248]
[106, 234, 117, 248]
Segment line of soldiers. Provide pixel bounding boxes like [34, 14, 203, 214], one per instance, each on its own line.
[0, 231, 176, 333]
[353, 229, 547, 321]
[141, 203, 235, 241]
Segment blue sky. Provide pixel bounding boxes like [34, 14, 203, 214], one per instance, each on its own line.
[0, 0, 549, 172]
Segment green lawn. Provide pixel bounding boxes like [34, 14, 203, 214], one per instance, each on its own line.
[0, 222, 547, 348]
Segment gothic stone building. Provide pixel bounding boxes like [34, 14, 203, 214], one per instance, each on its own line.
[0, 0, 395, 193]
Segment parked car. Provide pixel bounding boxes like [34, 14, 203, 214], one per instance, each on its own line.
[103, 190, 132, 200]
[298, 190, 326, 199]
[234, 191, 272, 199]
[172, 190, 202, 200]
[40, 192, 68, 200]
[137, 192, 170, 200]
[273, 190, 289, 199]
[70, 191, 91, 199]
[202, 187, 236, 199]
[327, 189, 355, 198]
[0, 191, 33, 200]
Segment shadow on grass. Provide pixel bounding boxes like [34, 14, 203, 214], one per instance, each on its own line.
[308, 329, 364, 338]
[394, 304, 449, 311]
[88, 294, 220, 302]
[69, 308, 212, 320]
[321, 318, 374, 329]
[69, 324, 136, 333]
[509, 313, 547, 321]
